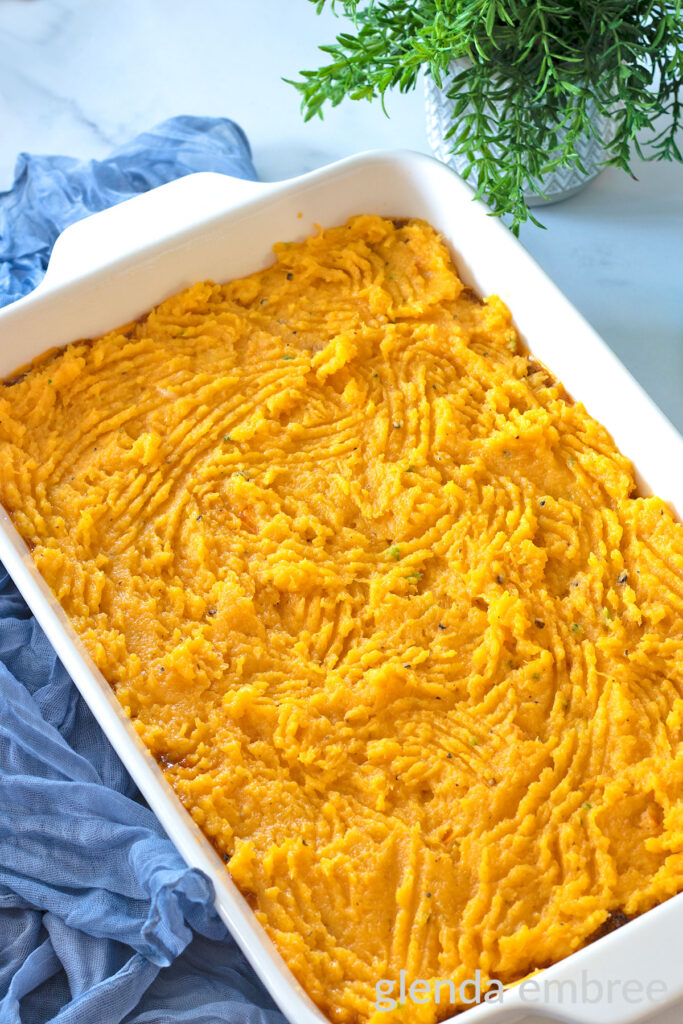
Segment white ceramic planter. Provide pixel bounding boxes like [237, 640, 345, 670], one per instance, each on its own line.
[425, 58, 617, 205]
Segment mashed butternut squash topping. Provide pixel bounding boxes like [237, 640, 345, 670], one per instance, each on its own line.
[1, 216, 683, 1024]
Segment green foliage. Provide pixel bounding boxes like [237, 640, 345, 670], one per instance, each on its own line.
[287, 1, 683, 232]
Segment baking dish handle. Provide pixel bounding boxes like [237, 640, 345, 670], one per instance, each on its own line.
[39, 171, 272, 289]
[473, 896, 683, 1024]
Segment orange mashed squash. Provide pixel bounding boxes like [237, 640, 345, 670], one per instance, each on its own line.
[1, 216, 683, 1023]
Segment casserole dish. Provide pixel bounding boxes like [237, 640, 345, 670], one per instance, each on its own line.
[0, 151, 681, 1024]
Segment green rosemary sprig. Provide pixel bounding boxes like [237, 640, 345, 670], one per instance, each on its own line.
[287, 1, 683, 232]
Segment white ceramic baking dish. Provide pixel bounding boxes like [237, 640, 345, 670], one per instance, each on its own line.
[0, 151, 681, 1024]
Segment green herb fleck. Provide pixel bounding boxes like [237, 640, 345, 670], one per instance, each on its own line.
[388, 545, 401, 560]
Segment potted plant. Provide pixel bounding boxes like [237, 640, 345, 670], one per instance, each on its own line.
[289, 0, 683, 232]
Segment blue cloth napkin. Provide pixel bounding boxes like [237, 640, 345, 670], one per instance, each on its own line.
[0, 117, 287, 1024]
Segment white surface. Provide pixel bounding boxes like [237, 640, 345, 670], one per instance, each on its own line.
[0, 3, 681, 1023]
[1, 154, 683, 1024]
[0, 0, 681, 432]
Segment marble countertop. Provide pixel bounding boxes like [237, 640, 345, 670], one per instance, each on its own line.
[0, 0, 681, 431]
[0, 0, 681, 439]
[0, 2, 681, 1022]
